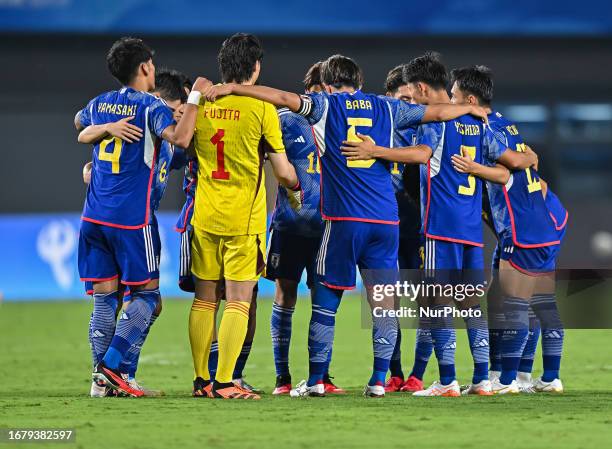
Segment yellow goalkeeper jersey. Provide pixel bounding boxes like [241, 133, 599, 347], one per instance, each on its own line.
[191, 94, 285, 236]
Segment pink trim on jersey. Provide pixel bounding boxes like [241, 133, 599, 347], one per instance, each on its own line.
[175, 199, 194, 233]
[509, 259, 554, 277]
[425, 233, 484, 247]
[502, 187, 560, 248]
[81, 138, 160, 230]
[423, 161, 483, 247]
[322, 281, 356, 291]
[549, 210, 569, 231]
[80, 274, 119, 282]
[122, 278, 153, 286]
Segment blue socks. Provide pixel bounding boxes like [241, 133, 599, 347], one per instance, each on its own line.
[518, 308, 540, 374]
[271, 303, 295, 377]
[103, 289, 159, 370]
[307, 283, 342, 386]
[389, 325, 404, 379]
[369, 314, 398, 386]
[409, 316, 434, 380]
[232, 342, 252, 380]
[464, 305, 489, 384]
[431, 305, 456, 385]
[531, 294, 563, 382]
[118, 312, 159, 379]
[500, 297, 530, 385]
[208, 341, 218, 381]
[488, 296, 505, 373]
[90, 291, 119, 366]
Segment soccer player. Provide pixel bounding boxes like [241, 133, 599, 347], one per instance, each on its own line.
[449, 65, 563, 394]
[381, 64, 428, 393]
[202, 53, 490, 397]
[75, 37, 202, 397]
[178, 33, 302, 400]
[268, 61, 344, 395]
[340, 53, 536, 396]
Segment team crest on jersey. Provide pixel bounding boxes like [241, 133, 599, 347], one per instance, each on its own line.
[270, 253, 281, 269]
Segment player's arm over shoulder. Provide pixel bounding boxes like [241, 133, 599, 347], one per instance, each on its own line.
[486, 125, 537, 170]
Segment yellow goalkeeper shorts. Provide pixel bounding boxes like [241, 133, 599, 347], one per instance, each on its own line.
[191, 230, 266, 282]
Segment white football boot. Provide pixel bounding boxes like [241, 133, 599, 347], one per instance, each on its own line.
[127, 378, 164, 397]
[491, 378, 520, 395]
[461, 379, 493, 396]
[90, 379, 108, 398]
[517, 372, 536, 393]
[289, 380, 325, 398]
[489, 370, 501, 383]
[363, 383, 385, 398]
[533, 377, 564, 393]
[413, 380, 461, 397]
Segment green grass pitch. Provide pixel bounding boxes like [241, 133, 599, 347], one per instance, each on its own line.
[1, 298, 611, 449]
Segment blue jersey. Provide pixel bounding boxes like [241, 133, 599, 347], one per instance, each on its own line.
[150, 142, 185, 213]
[79, 87, 175, 229]
[393, 124, 421, 238]
[304, 91, 425, 224]
[418, 116, 507, 246]
[270, 108, 323, 238]
[486, 111, 559, 248]
[545, 189, 568, 242]
[175, 157, 198, 233]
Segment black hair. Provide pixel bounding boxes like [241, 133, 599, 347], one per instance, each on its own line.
[450, 65, 494, 106]
[106, 37, 154, 85]
[403, 51, 448, 90]
[303, 61, 324, 90]
[155, 68, 190, 103]
[321, 55, 363, 89]
[218, 33, 264, 84]
[384, 64, 408, 94]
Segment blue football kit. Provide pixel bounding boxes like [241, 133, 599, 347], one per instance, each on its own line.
[266, 108, 323, 288]
[300, 90, 426, 289]
[77, 87, 175, 285]
[486, 111, 560, 274]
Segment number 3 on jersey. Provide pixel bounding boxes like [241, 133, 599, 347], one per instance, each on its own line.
[346, 117, 376, 169]
[458, 145, 476, 196]
[99, 136, 123, 174]
[211, 128, 230, 180]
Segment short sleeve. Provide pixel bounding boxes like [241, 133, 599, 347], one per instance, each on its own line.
[148, 99, 175, 138]
[482, 126, 508, 166]
[416, 122, 443, 150]
[389, 98, 426, 129]
[79, 98, 96, 127]
[300, 92, 327, 125]
[262, 101, 285, 152]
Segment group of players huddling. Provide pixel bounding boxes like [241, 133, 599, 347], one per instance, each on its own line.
[75, 33, 567, 400]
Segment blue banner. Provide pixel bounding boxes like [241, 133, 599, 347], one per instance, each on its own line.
[0, 213, 307, 301]
[0, 0, 609, 35]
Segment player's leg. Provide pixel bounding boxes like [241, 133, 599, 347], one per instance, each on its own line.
[531, 267, 564, 393]
[487, 245, 504, 381]
[266, 230, 302, 394]
[211, 233, 264, 399]
[291, 221, 348, 398]
[492, 242, 538, 394]
[516, 306, 540, 392]
[360, 223, 400, 398]
[458, 245, 491, 395]
[413, 238, 460, 397]
[189, 230, 222, 397]
[232, 287, 262, 393]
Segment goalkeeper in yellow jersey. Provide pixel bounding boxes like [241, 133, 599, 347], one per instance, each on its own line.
[179, 33, 302, 399]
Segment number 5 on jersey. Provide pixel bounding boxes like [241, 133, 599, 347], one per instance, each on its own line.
[346, 117, 376, 169]
[458, 145, 476, 196]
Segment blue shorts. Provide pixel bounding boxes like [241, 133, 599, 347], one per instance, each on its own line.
[316, 220, 399, 290]
[398, 236, 424, 270]
[498, 237, 557, 276]
[78, 217, 161, 286]
[265, 229, 320, 289]
[178, 228, 195, 292]
[424, 237, 484, 285]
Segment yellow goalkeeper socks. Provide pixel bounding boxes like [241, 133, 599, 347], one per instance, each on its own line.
[188, 298, 217, 380]
[216, 301, 250, 383]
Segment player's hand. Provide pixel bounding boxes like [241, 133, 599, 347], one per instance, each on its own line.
[192, 77, 213, 94]
[470, 105, 489, 124]
[525, 144, 538, 170]
[340, 133, 376, 160]
[82, 161, 92, 185]
[105, 116, 143, 143]
[286, 181, 304, 211]
[451, 148, 477, 174]
[203, 83, 234, 102]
